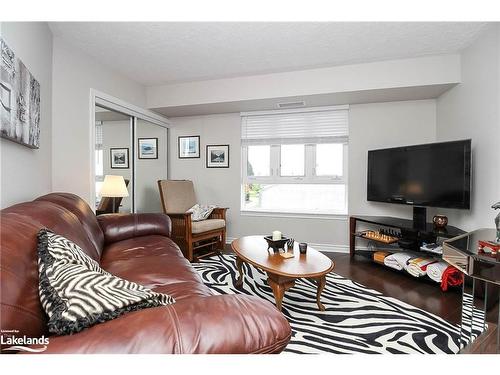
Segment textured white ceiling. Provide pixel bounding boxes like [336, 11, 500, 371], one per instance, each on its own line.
[49, 22, 489, 86]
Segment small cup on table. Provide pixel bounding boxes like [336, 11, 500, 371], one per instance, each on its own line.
[299, 242, 308, 254]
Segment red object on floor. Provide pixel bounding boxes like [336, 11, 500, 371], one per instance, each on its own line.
[440, 265, 464, 292]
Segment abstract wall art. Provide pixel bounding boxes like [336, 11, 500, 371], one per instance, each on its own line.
[1, 38, 41, 149]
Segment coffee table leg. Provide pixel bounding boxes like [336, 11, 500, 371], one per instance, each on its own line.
[316, 275, 326, 311]
[235, 256, 244, 287]
[267, 274, 295, 312]
[267, 278, 286, 312]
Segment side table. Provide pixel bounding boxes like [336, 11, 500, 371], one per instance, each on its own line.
[443, 228, 500, 353]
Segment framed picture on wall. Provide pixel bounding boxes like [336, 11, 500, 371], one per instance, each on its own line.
[206, 144, 229, 168]
[138, 138, 158, 159]
[1, 38, 41, 149]
[178, 135, 200, 159]
[110, 148, 129, 168]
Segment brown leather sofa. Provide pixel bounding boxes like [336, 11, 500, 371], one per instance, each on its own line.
[0, 193, 291, 354]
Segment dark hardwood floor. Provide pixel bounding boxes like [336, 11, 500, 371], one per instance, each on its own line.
[331, 253, 498, 326]
[331, 253, 464, 324]
[223, 245, 498, 327]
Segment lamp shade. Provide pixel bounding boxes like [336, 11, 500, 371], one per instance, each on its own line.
[100, 175, 129, 198]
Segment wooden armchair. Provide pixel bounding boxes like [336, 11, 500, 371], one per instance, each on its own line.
[157, 180, 228, 262]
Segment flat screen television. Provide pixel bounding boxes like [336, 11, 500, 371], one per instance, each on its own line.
[367, 139, 471, 209]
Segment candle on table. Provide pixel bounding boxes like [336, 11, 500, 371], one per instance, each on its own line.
[272, 230, 282, 241]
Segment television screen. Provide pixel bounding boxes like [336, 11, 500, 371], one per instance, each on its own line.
[367, 140, 471, 209]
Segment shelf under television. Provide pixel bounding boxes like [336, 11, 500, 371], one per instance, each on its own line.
[349, 215, 463, 259]
[368, 253, 460, 290]
[354, 231, 399, 244]
[349, 215, 467, 293]
[353, 245, 454, 291]
[353, 234, 444, 258]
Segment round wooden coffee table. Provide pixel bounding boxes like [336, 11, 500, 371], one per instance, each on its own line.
[231, 236, 335, 312]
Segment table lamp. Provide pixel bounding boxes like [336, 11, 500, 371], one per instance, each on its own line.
[100, 175, 129, 213]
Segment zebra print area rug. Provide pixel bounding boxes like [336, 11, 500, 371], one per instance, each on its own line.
[193, 254, 484, 354]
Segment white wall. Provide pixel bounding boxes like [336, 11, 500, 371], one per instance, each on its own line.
[436, 25, 500, 230]
[0, 22, 53, 208]
[169, 100, 437, 250]
[349, 100, 437, 220]
[52, 37, 147, 205]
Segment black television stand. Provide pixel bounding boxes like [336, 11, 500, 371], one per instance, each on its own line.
[412, 206, 427, 231]
[349, 214, 465, 258]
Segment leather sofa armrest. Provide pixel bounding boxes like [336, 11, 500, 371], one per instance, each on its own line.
[97, 213, 172, 245]
[30, 295, 291, 354]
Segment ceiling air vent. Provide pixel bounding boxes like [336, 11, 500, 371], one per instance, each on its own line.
[277, 101, 305, 109]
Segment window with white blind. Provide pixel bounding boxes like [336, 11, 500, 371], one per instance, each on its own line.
[241, 106, 348, 215]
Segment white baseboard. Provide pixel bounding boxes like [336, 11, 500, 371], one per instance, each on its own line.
[226, 237, 238, 244]
[308, 243, 349, 253]
[225, 237, 352, 254]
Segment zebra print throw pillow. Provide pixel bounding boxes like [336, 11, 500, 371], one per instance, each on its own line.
[37, 229, 175, 335]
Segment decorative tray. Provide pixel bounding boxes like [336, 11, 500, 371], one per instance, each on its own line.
[264, 235, 289, 253]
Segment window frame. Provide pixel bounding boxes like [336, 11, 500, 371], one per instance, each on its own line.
[279, 144, 306, 177]
[241, 142, 348, 215]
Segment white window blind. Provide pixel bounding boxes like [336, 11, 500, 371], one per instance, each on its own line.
[241, 106, 349, 145]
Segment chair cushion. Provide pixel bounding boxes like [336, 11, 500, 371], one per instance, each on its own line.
[38, 230, 175, 335]
[191, 219, 225, 234]
[158, 180, 196, 213]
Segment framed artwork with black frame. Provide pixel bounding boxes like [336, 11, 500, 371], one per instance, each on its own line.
[178, 135, 200, 159]
[206, 144, 230, 168]
[1, 38, 41, 149]
[110, 148, 129, 169]
[138, 137, 158, 159]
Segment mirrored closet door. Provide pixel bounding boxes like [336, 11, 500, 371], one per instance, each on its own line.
[135, 119, 168, 213]
[95, 106, 134, 214]
[94, 104, 168, 214]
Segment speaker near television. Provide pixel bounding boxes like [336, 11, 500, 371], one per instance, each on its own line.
[367, 139, 471, 229]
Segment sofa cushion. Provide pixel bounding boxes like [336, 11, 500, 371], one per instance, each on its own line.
[191, 219, 225, 234]
[33, 295, 291, 354]
[3, 200, 101, 261]
[35, 193, 105, 258]
[98, 213, 171, 245]
[1, 213, 50, 343]
[38, 230, 175, 335]
[100, 235, 212, 300]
